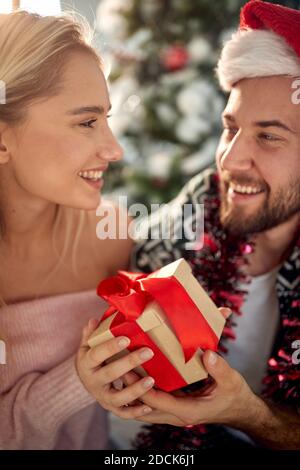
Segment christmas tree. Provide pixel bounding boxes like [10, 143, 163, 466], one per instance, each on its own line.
[97, 0, 300, 206]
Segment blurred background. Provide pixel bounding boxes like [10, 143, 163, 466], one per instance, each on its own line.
[1, 1, 300, 208]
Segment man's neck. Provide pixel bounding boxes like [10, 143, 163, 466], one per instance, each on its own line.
[245, 212, 300, 277]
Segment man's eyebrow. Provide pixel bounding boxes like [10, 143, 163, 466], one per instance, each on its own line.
[66, 104, 112, 115]
[222, 113, 236, 122]
[222, 114, 296, 134]
[253, 120, 295, 133]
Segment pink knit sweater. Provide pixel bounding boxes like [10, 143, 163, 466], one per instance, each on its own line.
[0, 289, 109, 450]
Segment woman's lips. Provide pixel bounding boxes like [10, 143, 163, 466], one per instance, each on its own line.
[80, 176, 104, 190]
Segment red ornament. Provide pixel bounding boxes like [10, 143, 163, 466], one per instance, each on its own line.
[161, 45, 189, 72]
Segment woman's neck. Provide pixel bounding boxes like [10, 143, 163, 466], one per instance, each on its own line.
[0, 198, 59, 256]
[0, 168, 59, 255]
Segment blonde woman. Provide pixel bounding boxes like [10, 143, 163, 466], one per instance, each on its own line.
[0, 10, 155, 450]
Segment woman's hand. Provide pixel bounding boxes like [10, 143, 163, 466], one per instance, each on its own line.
[75, 318, 155, 419]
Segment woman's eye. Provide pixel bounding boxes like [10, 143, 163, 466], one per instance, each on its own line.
[80, 119, 97, 128]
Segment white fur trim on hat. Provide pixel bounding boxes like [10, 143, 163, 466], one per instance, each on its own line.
[216, 29, 300, 92]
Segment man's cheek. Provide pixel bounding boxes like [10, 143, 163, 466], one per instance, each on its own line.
[215, 150, 223, 172]
[215, 138, 228, 168]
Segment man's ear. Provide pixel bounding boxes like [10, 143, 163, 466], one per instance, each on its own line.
[0, 122, 11, 164]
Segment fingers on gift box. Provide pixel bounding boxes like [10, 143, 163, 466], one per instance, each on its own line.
[88, 258, 229, 392]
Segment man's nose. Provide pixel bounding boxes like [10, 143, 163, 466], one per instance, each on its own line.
[220, 131, 253, 172]
[97, 126, 124, 163]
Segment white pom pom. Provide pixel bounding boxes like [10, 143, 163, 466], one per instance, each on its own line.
[216, 29, 300, 91]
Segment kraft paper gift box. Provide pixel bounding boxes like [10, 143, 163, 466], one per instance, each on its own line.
[88, 258, 228, 392]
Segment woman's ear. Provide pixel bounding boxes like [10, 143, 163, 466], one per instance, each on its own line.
[0, 122, 11, 164]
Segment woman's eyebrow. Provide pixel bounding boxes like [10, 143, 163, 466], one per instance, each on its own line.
[66, 104, 112, 115]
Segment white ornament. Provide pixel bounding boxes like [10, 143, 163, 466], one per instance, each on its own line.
[187, 36, 213, 64]
[175, 116, 211, 144]
[125, 28, 152, 59]
[177, 85, 205, 116]
[176, 79, 216, 117]
[144, 141, 179, 179]
[147, 152, 173, 179]
[181, 138, 218, 175]
[156, 103, 177, 126]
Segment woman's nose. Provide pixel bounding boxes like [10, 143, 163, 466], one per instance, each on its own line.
[97, 127, 124, 163]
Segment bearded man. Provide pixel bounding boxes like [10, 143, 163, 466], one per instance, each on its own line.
[129, 0, 300, 450]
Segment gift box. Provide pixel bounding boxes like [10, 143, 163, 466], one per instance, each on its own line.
[88, 258, 228, 392]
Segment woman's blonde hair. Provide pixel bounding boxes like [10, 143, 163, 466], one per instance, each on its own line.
[0, 10, 102, 306]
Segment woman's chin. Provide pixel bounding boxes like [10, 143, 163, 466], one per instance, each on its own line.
[68, 193, 102, 211]
[84, 195, 102, 211]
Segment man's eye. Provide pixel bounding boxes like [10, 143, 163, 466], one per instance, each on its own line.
[259, 133, 279, 142]
[80, 119, 97, 128]
[224, 127, 238, 137]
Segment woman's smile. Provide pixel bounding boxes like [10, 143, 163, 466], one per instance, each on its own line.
[78, 166, 107, 190]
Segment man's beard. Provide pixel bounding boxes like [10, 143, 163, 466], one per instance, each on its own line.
[220, 176, 300, 236]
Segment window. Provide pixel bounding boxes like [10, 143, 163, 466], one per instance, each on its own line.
[0, 0, 61, 15]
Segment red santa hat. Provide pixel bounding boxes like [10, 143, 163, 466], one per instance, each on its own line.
[216, 0, 300, 91]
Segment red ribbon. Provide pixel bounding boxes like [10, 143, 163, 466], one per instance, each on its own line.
[97, 269, 219, 391]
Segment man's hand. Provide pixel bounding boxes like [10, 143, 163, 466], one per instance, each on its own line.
[124, 351, 300, 450]
[123, 350, 259, 427]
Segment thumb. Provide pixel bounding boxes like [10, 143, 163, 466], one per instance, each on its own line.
[218, 307, 232, 319]
[79, 318, 100, 349]
[202, 350, 234, 385]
